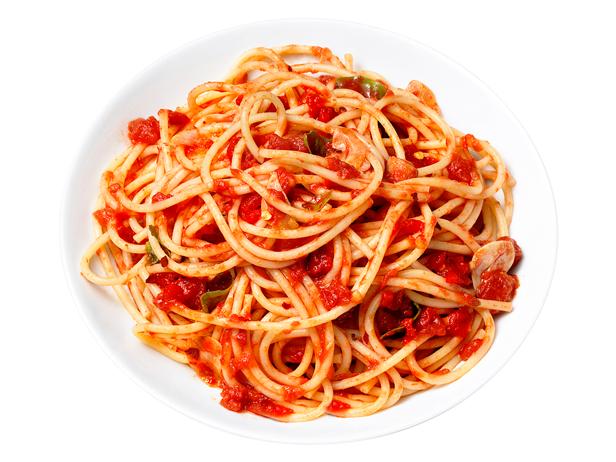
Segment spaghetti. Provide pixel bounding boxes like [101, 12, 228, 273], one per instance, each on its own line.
[81, 45, 522, 421]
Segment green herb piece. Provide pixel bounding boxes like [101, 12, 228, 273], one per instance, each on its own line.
[379, 325, 406, 340]
[411, 301, 422, 320]
[303, 130, 331, 156]
[145, 242, 159, 264]
[148, 225, 159, 239]
[200, 269, 235, 312]
[307, 191, 332, 212]
[334, 76, 388, 100]
[146, 225, 167, 264]
[200, 289, 231, 313]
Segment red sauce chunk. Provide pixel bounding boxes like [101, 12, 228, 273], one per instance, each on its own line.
[128, 116, 160, 145]
[414, 307, 447, 337]
[444, 308, 473, 337]
[93, 208, 116, 228]
[333, 306, 359, 330]
[476, 270, 519, 302]
[93, 208, 134, 243]
[376, 290, 417, 337]
[241, 152, 259, 169]
[167, 110, 190, 126]
[226, 134, 242, 159]
[281, 338, 306, 363]
[152, 192, 178, 220]
[326, 157, 360, 179]
[300, 87, 337, 122]
[287, 262, 307, 286]
[238, 193, 262, 224]
[446, 147, 477, 184]
[327, 399, 351, 412]
[397, 218, 424, 236]
[195, 223, 225, 244]
[275, 167, 296, 194]
[185, 137, 213, 156]
[220, 382, 292, 418]
[317, 279, 352, 309]
[403, 145, 438, 168]
[258, 133, 308, 153]
[423, 251, 472, 287]
[146, 272, 206, 311]
[459, 338, 484, 360]
[152, 192, 172, 203]
[306, 244, 334, 279]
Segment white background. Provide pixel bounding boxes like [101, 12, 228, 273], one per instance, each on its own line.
[1, 1, 614, 460]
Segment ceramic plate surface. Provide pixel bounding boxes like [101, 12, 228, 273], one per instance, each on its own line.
[62, 19, 557, 443]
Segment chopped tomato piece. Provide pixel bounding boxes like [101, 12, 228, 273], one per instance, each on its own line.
[423, 251, 472, 287]
[220, 382, 292, 417]
[326, 157, 360, 179]
[167, 110, 190, 126]
[447, 147, 477, 184]
[317, 279, 352, 309]
[306, 244, 334, 279]
[128, 116, 160, 145]
[459, 338, 484, 360]
[476, 270, 519, 301]
[238, 193, 262, 224]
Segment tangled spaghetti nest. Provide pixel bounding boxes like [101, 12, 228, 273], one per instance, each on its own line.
[81, 45, 520, 420]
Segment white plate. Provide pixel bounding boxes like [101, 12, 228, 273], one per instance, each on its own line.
[61, 19, 557, 443]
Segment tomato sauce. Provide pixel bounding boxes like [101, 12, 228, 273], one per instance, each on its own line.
[476, 270, 519, 301]
[316, 279, 352, 309]
[414, 307, 447, 337]
[334, 306, 359, 330]
[185, 137, 213, 156]
[151, 191, 177, 221]
[272, 236, 313, 252]
[281, 338, 307, 363]
[423, 251, 472, 287]
[128, 116, 160, 145]
[194, 222, 225, 244]
[326, 157, 360, 179]
[282, 385, 304, 401]
[241, 151, 259, 169]
[93, 207, 135, 243]
[444, 307, 473, 337]
[220, 382, 293, 417]
[225, 134, 242, 160]
[231, 352, 252, 375]
[287, 262, 307, 286]
[186, 348, 218, 385]
[256, 133, 308, 152]
[447, 147, 477, 184]
[404, 145, 438, 168]
[167, 110, 190, 126]
[393, 218, 424, 242]
[459, 338, 484, 360]
[146, 272, 207, 311]
[327, 399, 351, 412]
[238, 193, 262, 224]
[125, 155, 150, 184]
[275, 167, 296, 194]
[305, 243, 334, 279]
[299, 87, 337, 122]
[375, 290, 418, 338]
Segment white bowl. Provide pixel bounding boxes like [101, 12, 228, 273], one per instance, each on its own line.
[61, 19, 557, 443]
